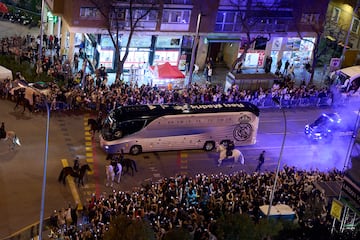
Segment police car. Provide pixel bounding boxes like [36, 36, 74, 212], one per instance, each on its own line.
[304, 113, 342, 142]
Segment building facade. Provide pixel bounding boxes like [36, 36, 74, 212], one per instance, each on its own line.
[44, 0, 330, 74]
[322, 0, 360, 67]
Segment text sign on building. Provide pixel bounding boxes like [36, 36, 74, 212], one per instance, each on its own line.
[330, 199, 343, 221]
[342, 176, 360, 205]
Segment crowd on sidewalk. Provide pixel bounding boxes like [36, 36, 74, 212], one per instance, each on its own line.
[47, 166, 343, 239]
[1, 33, 359, 114]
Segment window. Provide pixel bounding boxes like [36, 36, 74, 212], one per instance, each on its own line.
[351, 17, 360, 34]
[331, 7, 340, 23]
[215, 11, 242, 32]
[112, 8, 126, 21]
[162, 9, 190, 23]
[300, 13, 319, 25]
[80, 7, 100, 19]
[132, 9, 158, 21]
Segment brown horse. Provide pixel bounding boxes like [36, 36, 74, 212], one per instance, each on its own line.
[58, 164, 91, 187]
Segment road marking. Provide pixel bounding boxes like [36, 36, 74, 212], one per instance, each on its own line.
[61, 159, 83, 210]
[86, 152, 93, 157]
[261, 119, 308, 123]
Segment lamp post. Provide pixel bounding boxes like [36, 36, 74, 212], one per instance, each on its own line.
[39, 0, 45, 61]
[38, 98, 50, 240]
[267, 97, 287, 219]
[188, 13, 202, 86]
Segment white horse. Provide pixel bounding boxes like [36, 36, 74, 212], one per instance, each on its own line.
[1, 131, 21, 150]
[105, 163, 122, 187]
[216, 143, 244, 167]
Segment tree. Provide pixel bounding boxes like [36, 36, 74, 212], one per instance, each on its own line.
[104, 215, 155, 240]
[228, 0, 283, 72]
[162, 227, 192, 240]
[293, 0, 332, 84]
[88, 0, 158, 79]
[213, 213, 284, 240]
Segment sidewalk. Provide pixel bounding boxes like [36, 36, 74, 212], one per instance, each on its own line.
[191, 65, 328, 90]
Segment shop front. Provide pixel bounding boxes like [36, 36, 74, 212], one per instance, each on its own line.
[282, 37, 314, 68]
[153, 36, 182, 66]
[120, 35, 153, 70]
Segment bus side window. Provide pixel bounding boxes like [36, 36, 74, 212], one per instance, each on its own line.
[126, 120, 146, 135]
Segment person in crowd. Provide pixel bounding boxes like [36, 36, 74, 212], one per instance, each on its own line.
[283, 60, 290, 74]
[255, 150, 265, 172]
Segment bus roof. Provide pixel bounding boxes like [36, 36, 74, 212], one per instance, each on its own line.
[111, 102, 260, 122]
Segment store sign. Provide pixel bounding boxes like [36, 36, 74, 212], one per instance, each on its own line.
[330, 58, 341, 69]
[330, 199, 343, 221]
[272, 37, 283, 51]
[156, 36, 182, 48]
[342, 175, 360, 205]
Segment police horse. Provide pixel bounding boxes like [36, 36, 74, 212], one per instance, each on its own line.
[87, 118, 102, 138]
[58, 164, 92, 187]
[106, 163, 122, 187]
[216, 142, 245, 167]
[1, 131, 21, 150]
[106, 153, 138, 176]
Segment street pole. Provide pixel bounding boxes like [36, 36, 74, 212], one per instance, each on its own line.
[188, 13, 202, 86]
[39, 0, 45, 61]
[38, 98, 50, 240]
[267, 98, 287, 219]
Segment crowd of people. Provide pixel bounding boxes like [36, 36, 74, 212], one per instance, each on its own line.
[1, 34, 357, 239]
[47, 166, 344, 239]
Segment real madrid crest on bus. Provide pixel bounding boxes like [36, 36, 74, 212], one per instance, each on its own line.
[233, 114, 252, 141]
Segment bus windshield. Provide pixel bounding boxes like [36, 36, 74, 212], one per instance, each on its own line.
[102, 116, 147, 141]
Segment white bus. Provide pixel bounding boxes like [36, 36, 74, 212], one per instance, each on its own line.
[99, 103, 260, 155]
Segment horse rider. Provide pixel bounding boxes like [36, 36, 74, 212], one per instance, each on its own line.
[0, 122, 5, 139]
[111, 159, 120, 175]
[73, 157, 80, 172]
[226, 140, 235, 157]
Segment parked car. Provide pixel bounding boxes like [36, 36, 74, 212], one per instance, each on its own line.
[304, 113, 342, 142]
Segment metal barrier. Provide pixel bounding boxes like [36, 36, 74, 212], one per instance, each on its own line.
[254, 95, 334, 108]
[1, 218, 50, 240]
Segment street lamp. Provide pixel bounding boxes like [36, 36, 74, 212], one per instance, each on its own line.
[267, 97, 287, 219]
[188, 13, 202, 86]
[39, 0, 45, 61]
[38, 98, 50, 240]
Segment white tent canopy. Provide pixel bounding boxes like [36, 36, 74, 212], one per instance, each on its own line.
[0, 65, 13, 82]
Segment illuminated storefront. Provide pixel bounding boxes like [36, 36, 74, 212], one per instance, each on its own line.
[282, 37, 314, 67]
[154, 36, 182, 66]
[238, 37, 315, 70]
[120, 35, 152, 69]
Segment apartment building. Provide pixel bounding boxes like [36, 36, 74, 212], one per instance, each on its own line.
[44, 0, 330, 73]
[323, 0, 360, 67]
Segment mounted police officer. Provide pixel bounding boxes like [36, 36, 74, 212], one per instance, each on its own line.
[226, 140, 235, 157]
[0, 122, 6, 139]
[73, 157, 80, 172]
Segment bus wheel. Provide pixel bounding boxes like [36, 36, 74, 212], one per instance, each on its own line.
[203, 141, 215, 151]
[130, 145, 142, 155]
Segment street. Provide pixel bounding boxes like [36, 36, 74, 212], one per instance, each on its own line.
[0, 99, 357, 238]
